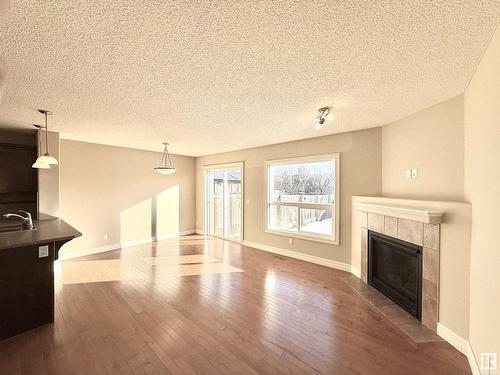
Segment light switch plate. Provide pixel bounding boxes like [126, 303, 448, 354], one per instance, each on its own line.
[38, 245, 49, 258]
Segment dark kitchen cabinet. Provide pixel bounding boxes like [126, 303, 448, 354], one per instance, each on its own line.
[0, 243, 54, 340]
[0, 133, 38, 219]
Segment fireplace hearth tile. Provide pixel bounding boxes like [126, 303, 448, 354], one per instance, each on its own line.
[423, 248, 438, 284]
[384, 216, 398, 238]
[378, 304, 420, 325]
[422, 296, 438, 331]
[360, 211, 368, 228]
[344, 275, 443, 344]
[368, 213, 384, 233]
[397, 218, 423, 245]
[362, 290, 394, 307]
[343, 274, 366, 292]
[361, 228, 368, 282]
[399, 323, 442, 343]
[423, 279, 438, 300]
[424, 223, 440, 250]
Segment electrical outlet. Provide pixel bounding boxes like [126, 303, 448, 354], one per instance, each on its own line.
[103, 233, 108, 240]
[288, 238, 293, 245]
[405, 169, 412, 179]
[481, 353, 497, 371]
[38, 245, 49, 258]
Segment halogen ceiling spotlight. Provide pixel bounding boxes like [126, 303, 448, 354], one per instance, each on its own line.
[315, 106, 333, 129]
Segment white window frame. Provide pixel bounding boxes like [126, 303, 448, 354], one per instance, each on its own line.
[264, 153, 340, 245]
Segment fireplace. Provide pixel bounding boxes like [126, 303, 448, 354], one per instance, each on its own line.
[368, 231, 423, 319]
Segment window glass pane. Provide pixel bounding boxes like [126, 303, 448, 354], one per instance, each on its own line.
[225, 170, 241, 240]
[208, 171, 224, 236]
[269, 205, 298, 232]
[300, 208, 332, 236]
[269, 160, 334, 204]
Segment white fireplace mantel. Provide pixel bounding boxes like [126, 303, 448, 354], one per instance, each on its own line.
[353, 201, 444, 224]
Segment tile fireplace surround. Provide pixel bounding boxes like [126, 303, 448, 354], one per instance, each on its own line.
[353, 200, 444, 332]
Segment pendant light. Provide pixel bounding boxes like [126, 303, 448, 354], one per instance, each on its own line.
[34, 109, 58, 165]
[32, 124, 50, 169]
[155, 142, 176, 175]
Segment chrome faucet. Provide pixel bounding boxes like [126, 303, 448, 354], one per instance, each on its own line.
[2, 210, 34, 229]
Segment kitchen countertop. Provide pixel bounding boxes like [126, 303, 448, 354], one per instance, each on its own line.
[0, 218, 81, 251]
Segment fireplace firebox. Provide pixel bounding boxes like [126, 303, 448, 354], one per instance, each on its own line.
[368, 231, 422, 319]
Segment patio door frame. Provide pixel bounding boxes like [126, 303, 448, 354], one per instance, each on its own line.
[203, 162, 244, 243]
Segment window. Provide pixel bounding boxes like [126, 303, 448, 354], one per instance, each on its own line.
[265, 154, 339, 244]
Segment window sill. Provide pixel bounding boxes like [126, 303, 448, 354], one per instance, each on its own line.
[265, 229, 339, 245]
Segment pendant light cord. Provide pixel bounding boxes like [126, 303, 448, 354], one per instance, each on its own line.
[166, 144, 173, 167]
[159, 144, 166, 166]
[37, 126, 42, 156]
[160, 142, 173, 168]
[44, 111, 49, 155]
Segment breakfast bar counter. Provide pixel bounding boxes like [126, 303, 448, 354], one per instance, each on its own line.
[0, 218, 81, 341]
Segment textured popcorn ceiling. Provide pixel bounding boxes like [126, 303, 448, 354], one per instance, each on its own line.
[0, 1, 499, 156]
[0, 0, 8, 100]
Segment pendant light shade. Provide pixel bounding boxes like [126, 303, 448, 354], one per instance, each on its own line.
[32, 160, 51, 169]
[36, 109, 58, 165]
[155, 167, 177, 175]
[32, 124, 50, 169]
[35, 154, 58, 165]
[155, 142, 176, 175]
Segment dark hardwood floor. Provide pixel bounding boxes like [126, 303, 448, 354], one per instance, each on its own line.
[0, 235, 471, 374]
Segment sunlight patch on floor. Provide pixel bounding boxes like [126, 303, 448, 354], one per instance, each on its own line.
[143, 254, 220, 265]
[59, 255, 243, 285]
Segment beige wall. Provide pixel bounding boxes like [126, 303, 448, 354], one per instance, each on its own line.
[59, 140, 196, 257]
[464, 25, 500, 366]
[351, 196, 471, 340]
[196, 128, 382, 264]
[364, 89, 475, 342]
[382, 95, 464, 201]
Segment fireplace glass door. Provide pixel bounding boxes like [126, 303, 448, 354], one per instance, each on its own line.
[368, 231, 422, 319]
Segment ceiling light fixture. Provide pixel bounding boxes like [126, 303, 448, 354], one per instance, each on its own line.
[32, 124, 50, 169]
[34, 109, 58, 165]
[155, 142, 176, 175]
[315, 106, 333, 129]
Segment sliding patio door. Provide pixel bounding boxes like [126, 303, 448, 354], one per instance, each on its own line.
[205, 163, 243, 242]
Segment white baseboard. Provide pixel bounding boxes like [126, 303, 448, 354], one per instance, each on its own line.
[120, 236, 156, 248]
[156, 229, 195, 241]
[351, 266, 361, 278]
[242, 240, 351, 272]
[436, 323, 480, 375]
[195, 228, 205, 235]
[60, 242, 122, 260]
[60, 229, 195, 260]
[437, 323, 469, 354]
[466, 342, 480, 375]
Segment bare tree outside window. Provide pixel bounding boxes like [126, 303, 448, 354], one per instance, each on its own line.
[267, 156, 339, 242]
